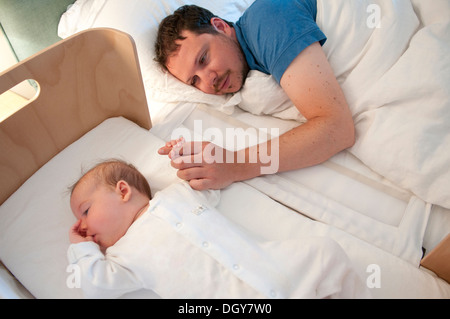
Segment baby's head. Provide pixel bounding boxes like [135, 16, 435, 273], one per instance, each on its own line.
[69, 160, 151, 249]
[70, 160, 151, 199]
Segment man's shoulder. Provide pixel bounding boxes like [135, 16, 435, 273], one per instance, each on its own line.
[239, 0, 317, 20]
[236, 0, 319, 39]
[235, 0, 324, 82]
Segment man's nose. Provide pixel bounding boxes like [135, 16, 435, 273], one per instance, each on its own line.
[198, 69, 217, 93]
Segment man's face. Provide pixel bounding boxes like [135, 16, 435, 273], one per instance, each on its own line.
[166, 30, 249, 95]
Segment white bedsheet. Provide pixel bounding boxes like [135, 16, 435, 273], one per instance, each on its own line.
[179, 106, 431, 267]
[0, 262, 33, 299]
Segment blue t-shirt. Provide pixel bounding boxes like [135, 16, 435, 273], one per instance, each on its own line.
[234, 0, 326, 83]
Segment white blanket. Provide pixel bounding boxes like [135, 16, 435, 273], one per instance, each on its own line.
[228, 0, 450, 209]
[319, 0, 450, 209]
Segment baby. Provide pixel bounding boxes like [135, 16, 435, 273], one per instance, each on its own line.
[67, 158, 370, 299]
[70, 137, 185, 250]
[68, 158, 268, 298]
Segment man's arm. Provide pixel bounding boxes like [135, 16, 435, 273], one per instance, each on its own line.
[275, 41, 355, 171]
[159, 42, 354, 190]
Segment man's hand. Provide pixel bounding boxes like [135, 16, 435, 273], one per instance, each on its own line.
[158, 140, 248, 190]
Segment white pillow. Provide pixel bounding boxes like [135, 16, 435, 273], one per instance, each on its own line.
[238, 71, 306, 123]
[58, 0, 256, 115]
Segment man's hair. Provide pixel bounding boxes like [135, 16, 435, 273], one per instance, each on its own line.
[70, 159, 152, 200]
[154, 5, 232, 71]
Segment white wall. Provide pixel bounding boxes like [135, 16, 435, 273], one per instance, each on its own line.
[0, 31, 36, 99]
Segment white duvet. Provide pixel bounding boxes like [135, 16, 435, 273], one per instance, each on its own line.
[233, 0, 450, 209]
[321, 0, 450, 209]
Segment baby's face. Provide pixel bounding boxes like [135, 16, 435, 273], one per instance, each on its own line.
[70, 179, 131, 249]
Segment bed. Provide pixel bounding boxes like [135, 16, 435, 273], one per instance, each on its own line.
[0, 0, 449, 299]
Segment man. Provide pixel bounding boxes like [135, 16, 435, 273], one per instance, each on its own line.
[156, 1, 354, 190]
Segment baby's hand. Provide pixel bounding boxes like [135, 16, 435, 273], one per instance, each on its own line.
[69, 219, 94, 244]
[158, 137, 185, 159]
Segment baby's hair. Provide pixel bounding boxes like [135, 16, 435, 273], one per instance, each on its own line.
[70, 159, 152, 199]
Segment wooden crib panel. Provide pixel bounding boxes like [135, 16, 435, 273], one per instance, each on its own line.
[0, 28, 151, 205]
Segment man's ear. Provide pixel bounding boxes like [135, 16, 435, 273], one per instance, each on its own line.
[210, 17, 231, 35]
[116, 180, 132, 202]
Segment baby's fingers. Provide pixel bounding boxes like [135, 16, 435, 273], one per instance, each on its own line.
[69, 220, 85, 243]
[158, 137, 185, 155]
[70, 219, 81, 233]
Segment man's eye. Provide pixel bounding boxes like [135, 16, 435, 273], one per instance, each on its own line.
[199, 53, 206, 64]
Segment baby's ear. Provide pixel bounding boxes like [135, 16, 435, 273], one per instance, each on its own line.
[116, 180, 132, 202]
